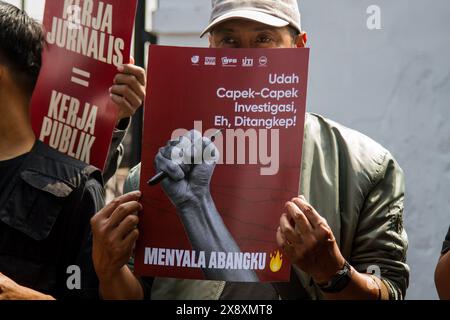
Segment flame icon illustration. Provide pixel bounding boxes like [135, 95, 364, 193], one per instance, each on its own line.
[269, 250, 283, 273]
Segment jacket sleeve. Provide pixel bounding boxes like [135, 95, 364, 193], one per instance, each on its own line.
[103, 118, 130, 183]
[122, 163, 154, 299]
[350, 152, 409, 300]
[123, 163, 141, 194]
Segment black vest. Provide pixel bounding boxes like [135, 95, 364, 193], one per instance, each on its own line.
[0, 141, 103, 298]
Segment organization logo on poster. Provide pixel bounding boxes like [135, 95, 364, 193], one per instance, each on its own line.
[191, 55, 200, 65]
[259, 56, 268, 66]
[205, 57, 216, 66]
[221, 57, 238, 66]
[242, 57, 254, 67]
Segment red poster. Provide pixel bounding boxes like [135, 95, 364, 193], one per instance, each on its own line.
[136, 45, 310, 282]
[30, 0, 137, 170]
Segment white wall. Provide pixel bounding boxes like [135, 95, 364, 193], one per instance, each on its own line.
[25, 0, 45, 20]
[153, 0, 208, 47]
[3, 0, 21, 9]
[300, 0, 450, 300]
[2, 0, 45, 20]
[152, 0, 450, 300]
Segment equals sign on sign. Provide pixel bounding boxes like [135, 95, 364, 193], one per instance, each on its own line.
[71, 67, 91, 87]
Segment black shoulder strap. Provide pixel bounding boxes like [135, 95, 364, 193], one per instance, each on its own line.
[82, 165, 104, 187]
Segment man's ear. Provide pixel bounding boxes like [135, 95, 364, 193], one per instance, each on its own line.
[0, 65, 6, 90]
[296, 31, 308, 48]
[208, 34, 214, 48]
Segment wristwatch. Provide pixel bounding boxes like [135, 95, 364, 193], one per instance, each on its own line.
[316, 261, 352, 293]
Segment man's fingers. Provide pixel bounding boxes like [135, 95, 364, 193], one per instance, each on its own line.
[115, 214, 140, 240]
[202, 137, 220, 164]
[276, 226, 285, 248]
[291, 196, 324, 228]
[117, 63, 146, 86]
[285, 201, 313, 234]
[276, 227, 295, 256]
[154, 150, 185, 181]
[123, 229, 140, 255]
[108, 201, 143, 229]
[110, 92, 134, 114]
[110, 85, 141, 109]
[279, 213, 299, 245]
[112, 62, 146, 121]
[93, 191, 142, 220]
[113, 73, 145, 101]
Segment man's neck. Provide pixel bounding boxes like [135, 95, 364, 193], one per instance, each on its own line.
[0, 99, 36, 161]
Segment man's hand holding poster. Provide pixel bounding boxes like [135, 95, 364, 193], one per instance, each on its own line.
[30, 0, 137, 169]
[136, 46, 310, 282]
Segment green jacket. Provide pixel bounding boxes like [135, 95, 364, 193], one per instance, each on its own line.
[124, 113, 409, 300]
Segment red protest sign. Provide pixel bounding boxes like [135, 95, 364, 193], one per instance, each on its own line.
[135, 45, 310, 282]
[30, 0, 137, 170]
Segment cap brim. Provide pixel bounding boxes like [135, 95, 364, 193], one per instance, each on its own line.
[200, 9, 289, 38]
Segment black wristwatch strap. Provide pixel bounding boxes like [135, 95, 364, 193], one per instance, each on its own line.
[317, 261, 352, 293]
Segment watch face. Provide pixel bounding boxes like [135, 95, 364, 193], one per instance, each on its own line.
[318, 261, 352, 293]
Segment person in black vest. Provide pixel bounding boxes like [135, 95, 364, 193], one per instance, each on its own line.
[435, 226, 450, 299]
[0, 1, 144, 300]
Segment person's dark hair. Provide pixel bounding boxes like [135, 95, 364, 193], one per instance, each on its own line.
[0, 1, 44, 96]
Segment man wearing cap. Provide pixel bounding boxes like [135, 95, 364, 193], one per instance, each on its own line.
[92, 0, 409, 300]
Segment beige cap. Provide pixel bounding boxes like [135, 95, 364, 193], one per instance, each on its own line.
[201, 0, 302, 37]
